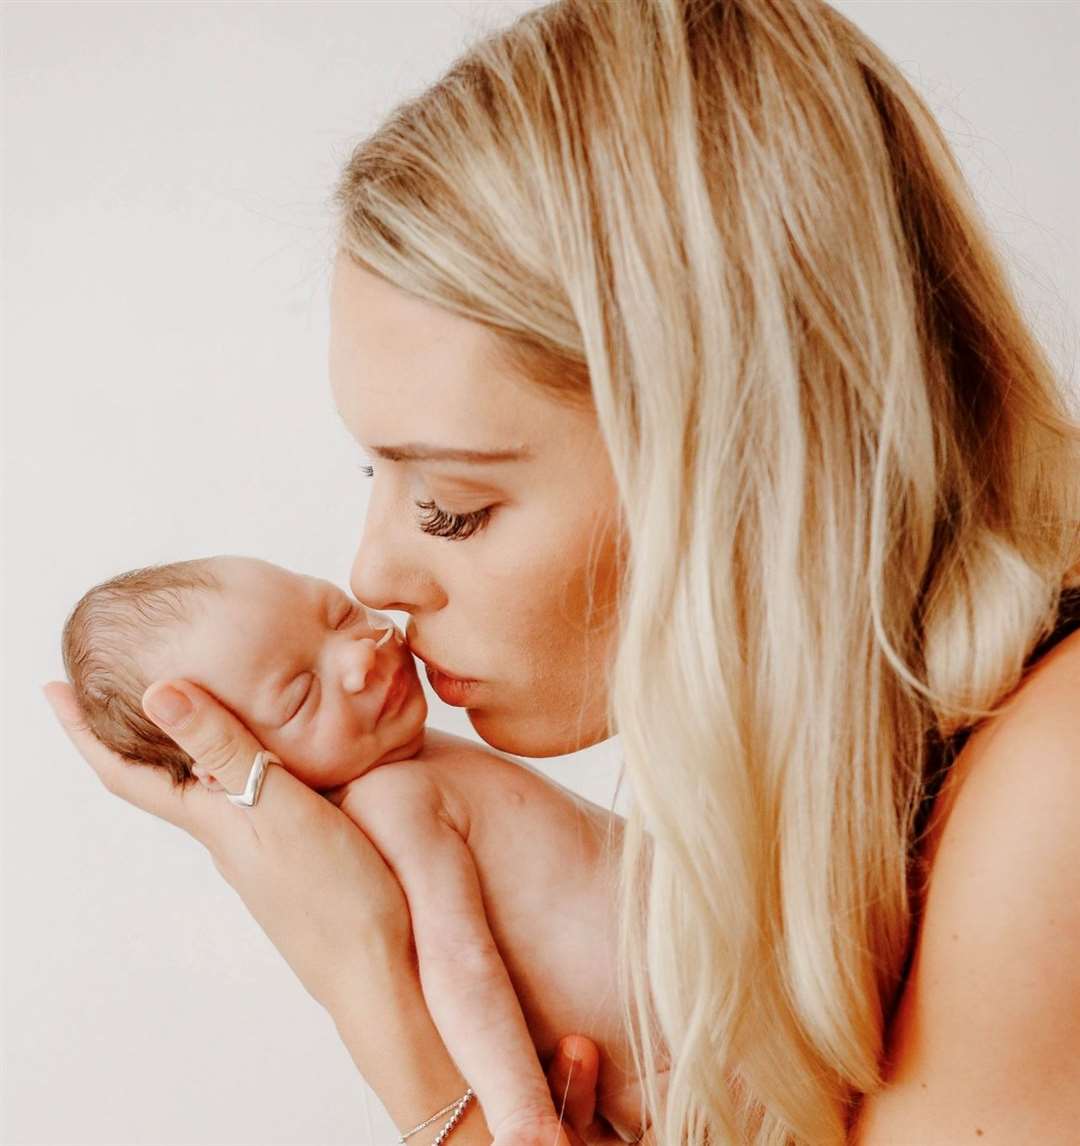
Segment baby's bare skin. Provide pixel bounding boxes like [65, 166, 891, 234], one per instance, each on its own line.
[114, 555, 653, 1137]
[337, 727, 650, 1139]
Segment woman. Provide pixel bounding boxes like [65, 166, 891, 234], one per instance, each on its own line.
[44, 0, 1080, 1143]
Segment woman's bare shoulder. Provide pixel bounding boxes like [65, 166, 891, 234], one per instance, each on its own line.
[853, 629, 1080, 1143]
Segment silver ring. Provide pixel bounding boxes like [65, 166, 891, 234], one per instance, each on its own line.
[225, 750, 279, 807]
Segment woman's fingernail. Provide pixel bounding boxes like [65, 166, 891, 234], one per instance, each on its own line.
[144, 684, 194, 727]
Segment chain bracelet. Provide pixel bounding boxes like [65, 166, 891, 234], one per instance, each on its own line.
[430, 1088, 475, 1145]
[397, 1093, 460, 1142]
[398, 1086, 475, 1144]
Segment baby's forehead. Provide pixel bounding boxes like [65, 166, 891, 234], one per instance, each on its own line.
[216, 555, 313, 594]
[212, 558, 344, 622]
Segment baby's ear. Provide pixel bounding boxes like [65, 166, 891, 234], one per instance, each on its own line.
[191, 767, 224, 792]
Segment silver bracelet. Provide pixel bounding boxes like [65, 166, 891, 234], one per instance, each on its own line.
[398, 1086, 475, 1143]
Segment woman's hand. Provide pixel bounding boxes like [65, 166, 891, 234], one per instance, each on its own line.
[545, 1036, 658, 1146]
[42, 677, 413, 1013]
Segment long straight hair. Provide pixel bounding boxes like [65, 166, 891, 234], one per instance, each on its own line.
[332, 1, 1080, 1140]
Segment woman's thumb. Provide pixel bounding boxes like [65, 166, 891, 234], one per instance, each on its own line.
[141, 679, 264, 797]
[548, 1035, 599, 1136]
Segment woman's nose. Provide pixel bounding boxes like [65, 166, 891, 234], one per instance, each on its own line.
[349, 508, 436, 617]
[339, 636, 380, 694]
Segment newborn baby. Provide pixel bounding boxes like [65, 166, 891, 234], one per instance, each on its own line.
[61, 554, 654, 1143]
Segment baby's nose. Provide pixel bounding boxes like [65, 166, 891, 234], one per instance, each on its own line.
[340, 637, 380, 693]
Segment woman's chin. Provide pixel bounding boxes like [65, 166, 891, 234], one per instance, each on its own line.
[466, 705, 613, 758]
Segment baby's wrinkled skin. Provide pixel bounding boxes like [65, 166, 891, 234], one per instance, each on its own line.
[141, 554, 648, 1141]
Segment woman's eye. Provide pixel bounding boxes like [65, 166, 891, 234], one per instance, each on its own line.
[412, 498, 493, 541]
[356, 461, 494, 542]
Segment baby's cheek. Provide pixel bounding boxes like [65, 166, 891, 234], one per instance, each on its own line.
[253, 731, 323, 788]
[279, 750, 335, 789]
[295, 732, 374, 789]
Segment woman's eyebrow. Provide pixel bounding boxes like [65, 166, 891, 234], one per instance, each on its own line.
[366, 441, 533, 464]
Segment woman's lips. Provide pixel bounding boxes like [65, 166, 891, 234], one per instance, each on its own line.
[405, 641, 476, 701]
[423, 665, 478, 707]
[405, 638, 480, 707]
[405, 639, 475, 683]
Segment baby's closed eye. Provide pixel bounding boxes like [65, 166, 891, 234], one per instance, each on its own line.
[282, 673, 316, 724]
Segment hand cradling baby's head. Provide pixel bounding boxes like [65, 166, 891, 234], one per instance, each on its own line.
[61, 558, 222, 788]
[60, 556, 428, 792]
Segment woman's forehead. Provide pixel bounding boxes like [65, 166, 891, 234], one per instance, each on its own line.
[327, 255, 602, 467]
[330, 293, 556, 452]
[329, 258, 493, 399]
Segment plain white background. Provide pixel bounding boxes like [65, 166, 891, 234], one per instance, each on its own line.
[2, 2, 1077, 1143]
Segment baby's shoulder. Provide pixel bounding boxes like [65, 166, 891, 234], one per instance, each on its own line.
[415, 726, 502, 762]
[408, 728, 590, 841]
[357, 728, 538, 836]
[413, 728, 553, 789]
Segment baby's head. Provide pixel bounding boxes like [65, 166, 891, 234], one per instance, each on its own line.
[61, 555, 428, 792]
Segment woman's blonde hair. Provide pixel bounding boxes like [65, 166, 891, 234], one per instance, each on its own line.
[331, 0, 1080, 1141]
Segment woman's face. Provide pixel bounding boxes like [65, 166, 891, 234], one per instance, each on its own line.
[328, 251, 624, 757]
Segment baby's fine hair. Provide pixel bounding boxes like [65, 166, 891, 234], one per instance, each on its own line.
[61, 558, 224, 787]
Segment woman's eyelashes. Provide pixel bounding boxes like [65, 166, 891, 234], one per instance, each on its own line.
[357, 461, 494, 541]
[413, 497, 493, 540]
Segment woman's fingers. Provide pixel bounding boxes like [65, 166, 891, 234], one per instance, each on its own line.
[44, 676, 300, 860]
[137, 679, 316, 855]
[141, 680, 262, 797]
[43, 680, 218, 845]
[44, 679, 417, 1016]
[547, 1037, 656, 1145]
[548, 1036, 599, 1136]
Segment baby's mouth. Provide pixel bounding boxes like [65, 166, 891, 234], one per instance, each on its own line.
[374, 663, 410, 723]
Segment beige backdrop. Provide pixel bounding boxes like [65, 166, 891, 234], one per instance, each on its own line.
[3, 1, 1077, 1143]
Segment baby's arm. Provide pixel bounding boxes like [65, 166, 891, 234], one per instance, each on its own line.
[340, 763, 556, 1142]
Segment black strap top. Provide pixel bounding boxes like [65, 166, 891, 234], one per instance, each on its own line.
[917, 583, 1080, 835]
[1016, 582, 1080, 675]
[894, 584, 1080, 1016]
